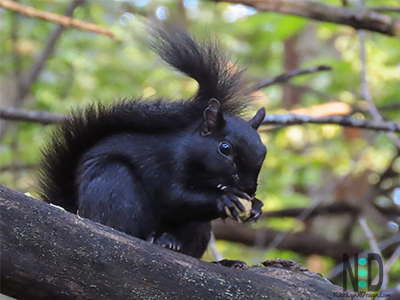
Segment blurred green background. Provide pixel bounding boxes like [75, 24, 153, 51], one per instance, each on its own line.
[1, 0, 399, 290]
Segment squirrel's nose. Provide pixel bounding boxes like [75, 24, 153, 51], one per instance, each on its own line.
[244, 185, 257, 197]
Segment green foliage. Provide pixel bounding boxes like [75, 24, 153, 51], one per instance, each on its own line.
[1, 0, 399, 287]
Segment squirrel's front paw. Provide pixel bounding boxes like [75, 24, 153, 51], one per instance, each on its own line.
[216, 190, 263, 223]
[147, 232, 181, 252]
[216, 193, 249, 222]
[247, 197, 264, 224]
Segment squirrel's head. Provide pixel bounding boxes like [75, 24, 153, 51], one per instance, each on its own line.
[182, 99, 266, 197]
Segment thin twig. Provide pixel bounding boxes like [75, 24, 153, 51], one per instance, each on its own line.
[374, 246, 400, 290]
[358, 218, 382, 255]
[265, 153, 367, 253]
[261, 114, 400, 133]
[251, 65, 332, 91]
[208, 232, 223, 261]
[0, 0, 116, 40]
[358, 28, 400, 148]
[358, 218, 389, 288]
[385, 246, 400, 273]
[356, 0, 400, 149]
[9, 3, 23, 186]
[329, 233, 400, 280]
[265, 173, 349, 253]
[0, 0, 82, 140]
[10, 2, 22, 90]
[359, 32, 381, 121]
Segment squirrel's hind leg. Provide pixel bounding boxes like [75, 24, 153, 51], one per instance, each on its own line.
[77, 158, 154, 239]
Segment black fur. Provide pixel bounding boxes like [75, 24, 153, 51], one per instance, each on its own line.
[39, 27, 266, 259]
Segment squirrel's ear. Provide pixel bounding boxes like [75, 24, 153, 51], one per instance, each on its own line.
[248, 107, 265, 130]
[200, 98, 226, 136]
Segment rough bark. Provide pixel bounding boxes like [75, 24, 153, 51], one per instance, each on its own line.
[1, 184, 360, 300]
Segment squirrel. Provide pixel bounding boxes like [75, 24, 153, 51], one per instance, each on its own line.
[39, 26, 267, 259]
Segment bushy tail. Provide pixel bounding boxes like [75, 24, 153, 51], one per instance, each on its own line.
[149, 26, 251, 115]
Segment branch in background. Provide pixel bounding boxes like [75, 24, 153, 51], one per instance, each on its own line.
[263, 203, 360, 219]
[0, 163, 38, 172]
[358, 27, 400, 148]
[261, 114, 400, 133]
[0, 108, 65, 125]
[10, 2, 23, 187]
[2, 107, 400, 134]
[0, 0, 82, 141]
[0, 0, 116, 40]
[378, 246, 400, 290]
[367, 6, 400, 14]
[264, 173, 349, 253]
[262, 150, 400, 224]
[358, 218, 388, 289]
[262, 140, 398, 254]
[326, 150, 400, 281]
[329, 233, 400, 280]
[358, 32, 382, 122]
[263, 203, 400, 221]
[378, 103, 400, 111]
[10, 3, 22, 90]
[251, 65, 332, 91]
[0, 65, 334, 126]
[212, 219, 363, 262]
[215, 0, 400, 36]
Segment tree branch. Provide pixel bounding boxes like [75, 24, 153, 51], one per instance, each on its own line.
[2, 107, 400, 134]
[251, 65, 332, 91]
[212, 219, 363, 262]
[262, 203, 400, 220]
[0, 184, 355, 300]
[0, 163, 38, 172]
[10, 2, 22, 91]
[0, 0, 116, 40]
[214, 0, 400, 36]
[261, 114, 400, 133]
[0, 107, 65, 125]
[367, 6, 400, 14]
[263, 203, 361, 219]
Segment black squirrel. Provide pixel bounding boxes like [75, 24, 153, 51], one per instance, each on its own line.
[39, 26, 267, 259]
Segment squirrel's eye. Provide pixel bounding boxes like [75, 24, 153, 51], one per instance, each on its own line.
[219, 142, 232, 156]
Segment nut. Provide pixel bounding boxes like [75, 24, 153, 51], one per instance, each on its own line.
[224, 197, 252, 221]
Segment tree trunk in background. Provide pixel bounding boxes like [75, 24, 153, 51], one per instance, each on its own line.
[283, 33, 304, 109]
